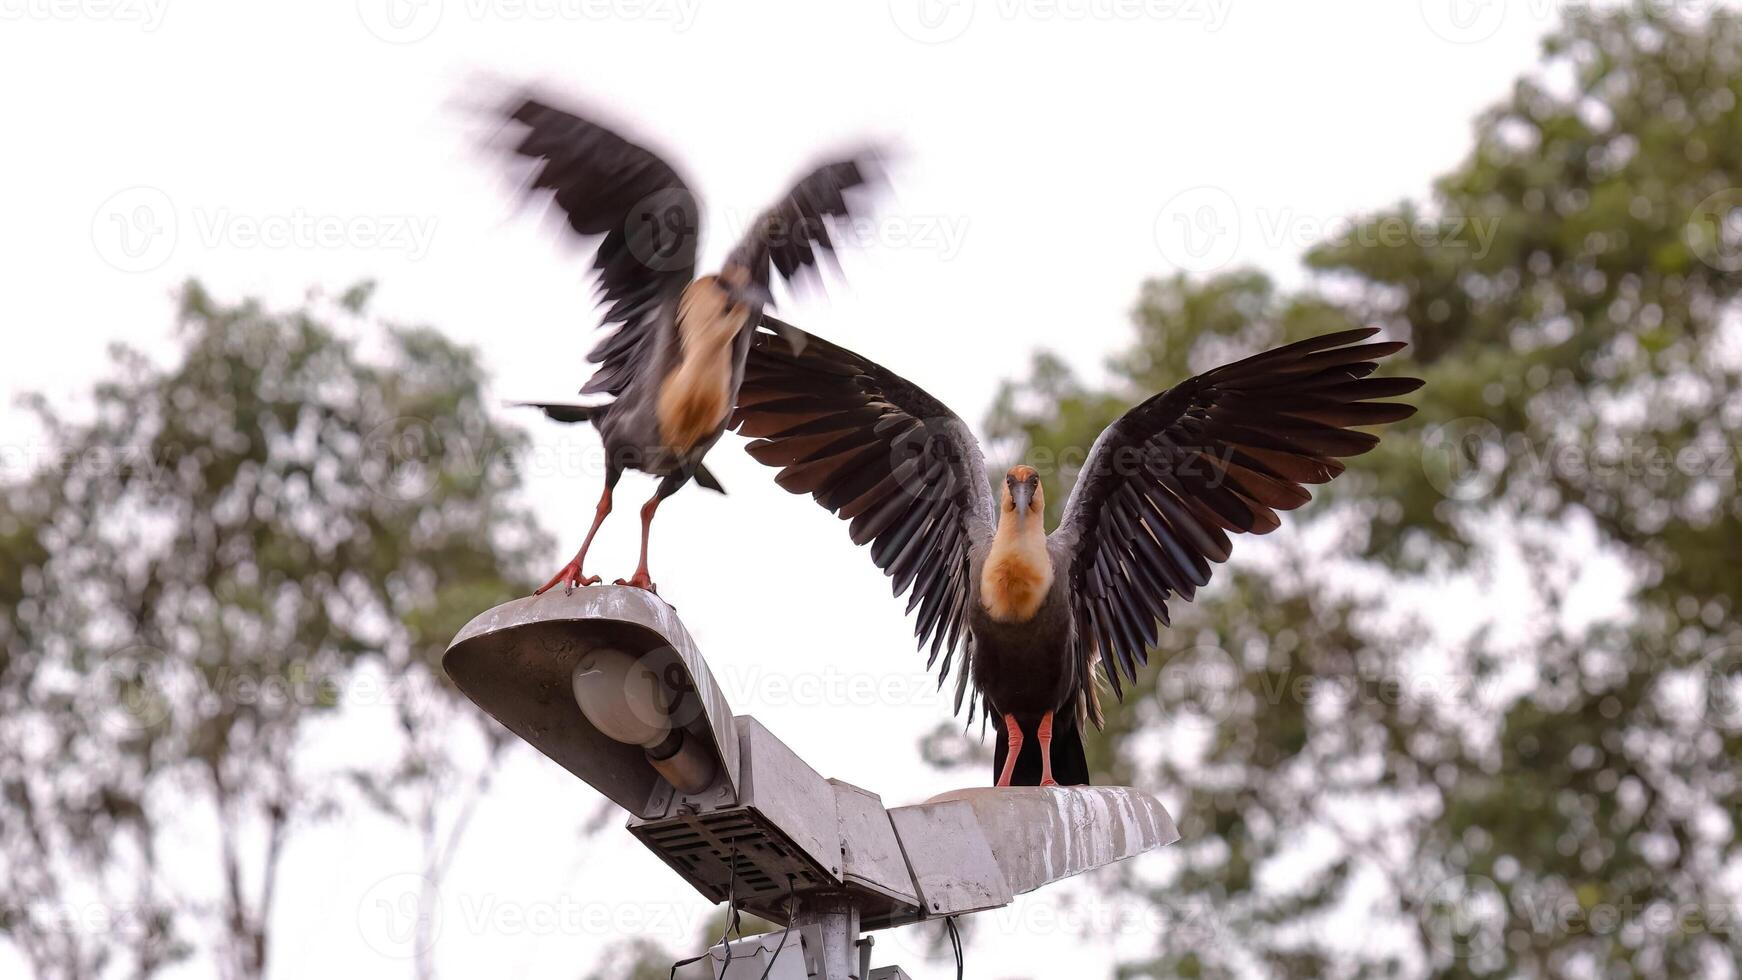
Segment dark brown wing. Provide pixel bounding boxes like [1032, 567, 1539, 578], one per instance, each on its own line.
[1052, 327, 1422, 698]
[733, 317, 995, 709]
[500, 94, 700, 397]
[725, 153, 882, 290]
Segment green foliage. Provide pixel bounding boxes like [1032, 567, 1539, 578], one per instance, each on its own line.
[985, 7, 1742, 978]
[0, 282, 547, 978]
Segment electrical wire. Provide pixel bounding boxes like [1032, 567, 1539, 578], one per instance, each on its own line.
[671, 840, 741, 980]
[755, 875, 799, 980]
[946, 915, 965, 979]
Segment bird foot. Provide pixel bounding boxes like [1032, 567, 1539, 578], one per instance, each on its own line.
[613, 572, 659, 594]
[534, 562, 600, 596]
[1039, 778, 1060, 788]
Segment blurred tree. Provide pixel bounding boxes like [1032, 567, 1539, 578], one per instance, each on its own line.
[0, 282, 548, 979]
[982, 6, 1742, 978]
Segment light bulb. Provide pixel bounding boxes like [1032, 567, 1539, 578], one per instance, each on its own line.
[571, 648, 672, 748]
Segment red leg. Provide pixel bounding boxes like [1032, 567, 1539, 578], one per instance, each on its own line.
[535, 483, 612, 595]
[1037, 711, 1058, 787]
[614, 492, 663, 593]
[996, 713, 1023, 787]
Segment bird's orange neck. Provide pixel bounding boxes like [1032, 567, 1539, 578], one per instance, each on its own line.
[658, 277, 749, 452]
[980, 507, 1052, 623]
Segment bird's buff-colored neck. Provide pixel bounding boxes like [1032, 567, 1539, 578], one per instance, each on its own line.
[980, 504, 1053, 623]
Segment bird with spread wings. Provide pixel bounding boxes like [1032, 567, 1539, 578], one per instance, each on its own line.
[734, 318, 1422, 786]
[491, 92, 881, 594]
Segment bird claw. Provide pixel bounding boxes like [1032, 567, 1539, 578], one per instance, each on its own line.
[535, 563, 600, 596]
[613, 573, 658, 595]
[1039, 778, 1060, 788]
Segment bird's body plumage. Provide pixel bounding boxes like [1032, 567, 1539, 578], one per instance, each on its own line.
[734, 317, 1422, 786]
[494, 92, 880, 592]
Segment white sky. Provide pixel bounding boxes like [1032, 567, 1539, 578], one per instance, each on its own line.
[0, 1, 1601, 977]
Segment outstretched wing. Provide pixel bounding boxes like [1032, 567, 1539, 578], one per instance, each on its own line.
[1052, 327, 1422, 697]
[499, 94, 700, 397]
[732, 316, 996, 711]
[725, 152, 882, 291]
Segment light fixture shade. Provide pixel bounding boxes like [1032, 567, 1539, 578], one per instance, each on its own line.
[571, 648, 671, 748]
[442, 587, 742, 817]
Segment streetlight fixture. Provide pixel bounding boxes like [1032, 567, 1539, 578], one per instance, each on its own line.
[444, 587, 1179, 978]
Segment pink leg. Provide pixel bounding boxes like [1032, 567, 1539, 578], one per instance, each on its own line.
[614, 492, 663, 594]
[1037, 711, 1058, 787]
[535, 483, 611, 595]
[996, 713, 1023, 787]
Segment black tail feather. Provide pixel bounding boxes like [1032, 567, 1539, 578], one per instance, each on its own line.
[692, 463, 726, 494]
[511, 401, 605, 424]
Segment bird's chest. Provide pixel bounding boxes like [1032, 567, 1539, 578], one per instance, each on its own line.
[978, 532, 1054, 623]
[655, 284, 746, 453]
[969, 570, 1074, 712]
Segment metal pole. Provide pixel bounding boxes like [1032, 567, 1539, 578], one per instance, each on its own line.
[788, 891, 861, 979]
[702, 891, 874, 979]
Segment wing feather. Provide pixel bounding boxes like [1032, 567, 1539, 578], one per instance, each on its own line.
[1053, 329, 1421, 692]
[734, 317, 995, 703]
[497, 94, 699, 399]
